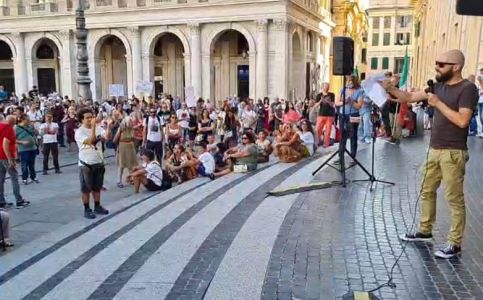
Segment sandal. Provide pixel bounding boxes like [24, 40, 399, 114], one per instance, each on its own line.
[117, 182, 124, 188]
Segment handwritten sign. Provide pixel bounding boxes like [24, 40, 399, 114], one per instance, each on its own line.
[185, 86, 196, 108]
[109, 84, 124, 97]
[135, 80, 154, 96]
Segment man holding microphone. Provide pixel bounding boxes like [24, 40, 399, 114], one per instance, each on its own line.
[382, 49, 478, 259]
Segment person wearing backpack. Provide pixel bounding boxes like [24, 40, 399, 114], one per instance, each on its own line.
[143, 108, 164, 163]
[127, 149, 171, 193]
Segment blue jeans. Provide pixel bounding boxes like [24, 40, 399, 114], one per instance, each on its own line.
[20, 150, 37, 181]
[358, 110, 373, 142]
[0, 160, 23, 204]
[478, 103, 483, 131]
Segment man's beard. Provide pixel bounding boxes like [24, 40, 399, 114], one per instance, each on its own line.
[436, 69, 454, 83]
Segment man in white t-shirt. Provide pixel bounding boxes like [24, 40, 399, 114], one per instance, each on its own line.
[176, 103, 190, 142]
[143, 108, 164, 162]
[75, 108, 113, 219]
[40, 111, 61, 175]
[240, 103, 258, 133]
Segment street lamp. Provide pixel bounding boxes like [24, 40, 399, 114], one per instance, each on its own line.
[75, 0, 92, 101]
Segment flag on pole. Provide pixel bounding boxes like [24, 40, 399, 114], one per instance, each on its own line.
[353, 66, 359, 79]
[399, 47, 409, 89]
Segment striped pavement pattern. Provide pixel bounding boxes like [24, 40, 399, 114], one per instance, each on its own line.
[0, 153, 333, 300]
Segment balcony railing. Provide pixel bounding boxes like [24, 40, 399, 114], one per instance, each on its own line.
[153, 0, 186, 4]
[31, 2, 58, 13]
[96, 0, 112, 6]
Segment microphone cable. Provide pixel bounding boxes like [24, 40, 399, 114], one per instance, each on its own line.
[367, 94, 433, 294]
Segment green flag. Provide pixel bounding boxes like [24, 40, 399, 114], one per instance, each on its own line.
[399, 47, 409, 89]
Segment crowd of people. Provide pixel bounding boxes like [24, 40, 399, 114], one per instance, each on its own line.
[1, 66, 482, 248]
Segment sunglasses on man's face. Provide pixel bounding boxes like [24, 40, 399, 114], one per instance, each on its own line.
[150, 111, 156, 114]
[242, 136, 248, 140]
[435, 61, 457, 68]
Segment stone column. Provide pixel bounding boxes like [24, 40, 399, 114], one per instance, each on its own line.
[10, 32, 28, 95]
[58, 30, 73, 98]
[273, 18, 289, 99]
[142, 50, 151, 81]
[128, 26, 143, 96]
[188, 23, 202, 97]
[255, 19, 268, 100]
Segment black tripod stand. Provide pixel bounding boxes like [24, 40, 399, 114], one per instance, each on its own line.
[352, 104, 395, 191]
[312, 76, 394, 190]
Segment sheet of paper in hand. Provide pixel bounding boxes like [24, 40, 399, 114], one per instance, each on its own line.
[361, 73, 388, 108]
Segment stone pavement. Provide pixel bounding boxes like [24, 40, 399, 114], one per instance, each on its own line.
[1, 134, 483, 299]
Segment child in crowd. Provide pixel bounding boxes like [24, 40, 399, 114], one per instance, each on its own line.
[127, 149, 171, 193]
[196, 141, 216, 180]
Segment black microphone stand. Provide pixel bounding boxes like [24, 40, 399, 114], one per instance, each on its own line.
[352, 104, 395, 191]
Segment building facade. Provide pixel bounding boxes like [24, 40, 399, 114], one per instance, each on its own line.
[0, 0, 334, 104]
[366, 0, 415, 81]
[411, 0, 483, 88]
[330, 0, 368, 94]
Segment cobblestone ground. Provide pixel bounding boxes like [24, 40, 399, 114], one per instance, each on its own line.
[1, 133, 483, 300]
[261, 135, 483, 300]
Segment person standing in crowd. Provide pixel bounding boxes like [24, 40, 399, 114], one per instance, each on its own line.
[27, 103, 43, 142]
[315, 82, 336, 148]
[0, 115, 29, 209]
[40, 111, 61, 175]
[62, 107, 78, 152]
[335, 75, 364, 164]
[176, 103, 190, 143]
[255, 99, 266, 133]
[75, 108, 112, 219]
[15, 114, 39, 185]
[240, 102, 257, 133]
[143, 108, 164, 163]
[263, 97, 271, 131]
[198, 109, 214, 142]
[114, 116, 138, 188]
[131, 111, 144, 153]
[384, 49, 478, 259]
[283, 101, 302, 125]
[223, 109, 240, 148]
[52, 101, 66, 147]
[0, 85, 8, 103]
[166, 114, 182, 149]
[358, 94, 373, 144]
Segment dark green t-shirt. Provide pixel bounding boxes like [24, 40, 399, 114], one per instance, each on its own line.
[15, 125, 37, 152]
[431, 79, 479, 150]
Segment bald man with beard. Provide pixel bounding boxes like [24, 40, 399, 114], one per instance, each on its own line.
[0, 115, 29, 209]
[382, 49, 479, 259]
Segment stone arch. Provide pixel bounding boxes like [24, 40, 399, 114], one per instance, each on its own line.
[206, 23, 256, 53]
[30, 33, 63, 58]
[30, 37, 62, 96]
[92, 29, 132, 59]
[0, 35, 17, 58]
[89, 29, 133, 100]
[144, 26, 190, 56]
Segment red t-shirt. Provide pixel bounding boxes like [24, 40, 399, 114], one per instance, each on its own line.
[0, 123, 17, 160]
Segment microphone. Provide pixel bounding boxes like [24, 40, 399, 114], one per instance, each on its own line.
[425, 80, 434, 93]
